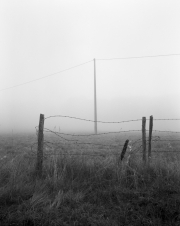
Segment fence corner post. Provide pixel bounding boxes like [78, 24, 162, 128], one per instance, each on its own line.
[142, 117, 146, 165]
[36, 114, 44, 177]
[148, 115, 153, 164]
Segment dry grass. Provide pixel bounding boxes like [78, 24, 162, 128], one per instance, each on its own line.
[0, 133, 180, 225]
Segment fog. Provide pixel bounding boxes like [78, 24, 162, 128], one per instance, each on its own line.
[0, 0, 180, 134]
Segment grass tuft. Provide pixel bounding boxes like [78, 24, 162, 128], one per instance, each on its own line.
[0, 144, 180, 225]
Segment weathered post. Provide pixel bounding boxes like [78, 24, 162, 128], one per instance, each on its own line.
[36, 114, 44, 177]
[117, 139, 129, 165]
[120, 139, 129, 161]
[148, 115, 153, 163]
[142, 117, 146, 164]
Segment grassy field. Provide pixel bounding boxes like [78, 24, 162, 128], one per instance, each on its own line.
[0, 132, 180, 225]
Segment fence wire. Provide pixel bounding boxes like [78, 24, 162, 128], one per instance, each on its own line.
[45, 115, 142, 123]
[44, 128, 142, 137]
[153, 130, 180, 134]
[41, 135, 164, 158]
[35, 115, 180, 158]
[2, 116, 179, 161]
[45, 115, 180, 123]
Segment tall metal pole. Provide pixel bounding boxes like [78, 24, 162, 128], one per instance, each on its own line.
[94, 58, 97, 134]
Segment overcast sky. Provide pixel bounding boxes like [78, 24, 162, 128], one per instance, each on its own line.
[0, 0, 180, 133]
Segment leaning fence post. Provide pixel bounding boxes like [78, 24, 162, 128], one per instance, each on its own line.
[148, 115, 153, 163]
[118, 139, 129, 164]
[36, 114, 44, 177]
[142, 117, 146, 164]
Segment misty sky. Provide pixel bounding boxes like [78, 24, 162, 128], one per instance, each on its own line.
[0, 0, 180, 133]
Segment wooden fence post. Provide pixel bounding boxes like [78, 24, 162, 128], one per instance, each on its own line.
[142, 117, 146, 164]
[148, 115, 153, 163]
[36, 114, 44, 177]
[120, 139, 129, 162]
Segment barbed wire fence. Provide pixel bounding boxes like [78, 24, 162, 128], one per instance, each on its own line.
[2, 115, 179, 174]
[34, 114, 180, 177]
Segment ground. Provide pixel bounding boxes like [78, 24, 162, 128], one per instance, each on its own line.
[0, 132, 180, 225]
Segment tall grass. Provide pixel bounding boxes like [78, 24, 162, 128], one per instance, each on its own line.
[0, 149, 180, 225]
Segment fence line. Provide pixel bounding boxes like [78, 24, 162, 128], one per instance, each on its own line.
[43, 130, 180, 137]
[154, 139, 180, 142]
[41, 127, 180, 137]
[44, 128, 142, 136]
[42, 142, 143, 158]
[153, 130, 180, 134]
[42, 136, 161, 148]
[45, 115, 180, 123]
[43, 127, 168, 149]
[43, 129, 121, 147]
[3, 129, 179, 166]
[45, 115, 142, 123]
[153, 119, 180, 121]
[33, 114, 180, 177]
[13, 135, 179, 156]
[38, 116, 180, 151]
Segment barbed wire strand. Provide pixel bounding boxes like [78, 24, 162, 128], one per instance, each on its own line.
[43, 153, 119, 157]
[44, 115, 180, 124]
[44, 129, 122, 148]
[43, 136, 148, 151]
[44, 128, 142, 136]
[43, 144, 143, 157]
[44, 129, 162, 148]
[43, 136, 142, 150]
[45, 115, 142, 123]
[153, 130, 180, 134]
[152, 150, 180, 153]
[2, 138, 180, 160]
[153, 119, 180, 121]
[5, 124, 180, 159]
[44, 137, 157, 152]
[44, 127, 180, 149]
[153, 139, 180, 142]
[43, 141, 158, 158]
